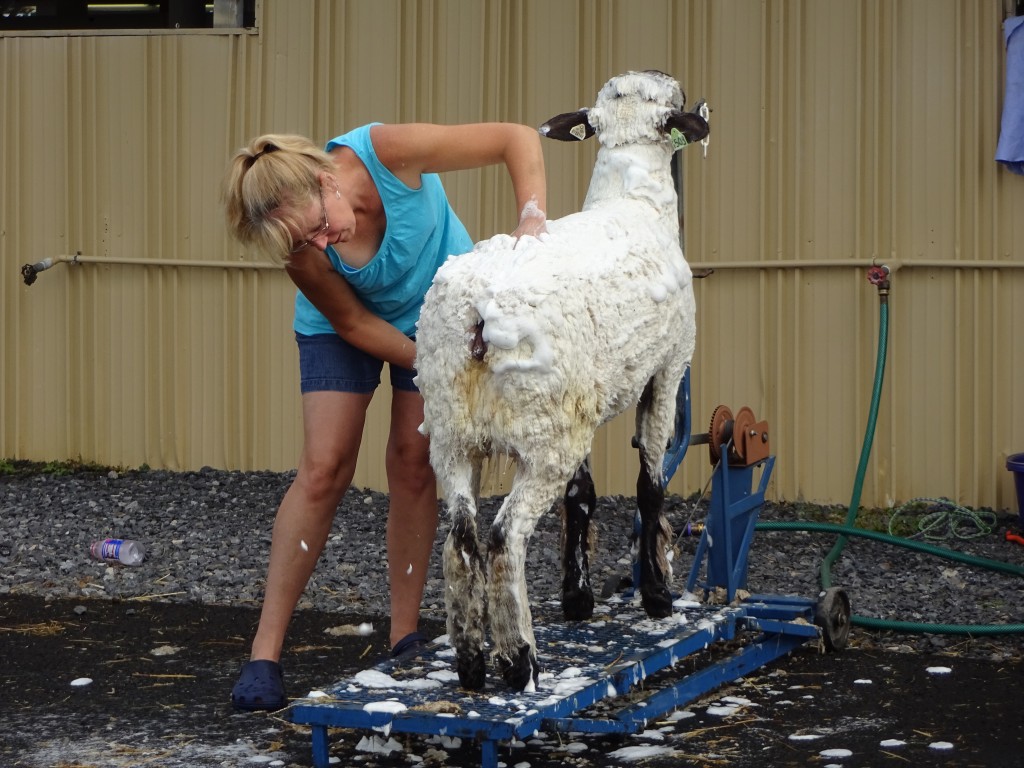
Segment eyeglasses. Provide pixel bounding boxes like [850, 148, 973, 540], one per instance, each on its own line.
[289, 185, 330, 254]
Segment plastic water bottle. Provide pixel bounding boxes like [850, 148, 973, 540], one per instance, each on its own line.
[90, 539, 145, 566]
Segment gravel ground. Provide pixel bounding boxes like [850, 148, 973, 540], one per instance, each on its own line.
[3, 464, 1023, 661]
[4, 464, 1024, 768]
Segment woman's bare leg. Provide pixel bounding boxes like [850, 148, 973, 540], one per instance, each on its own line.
[385, 388, 439, 648]
[249, 390, 372, 662]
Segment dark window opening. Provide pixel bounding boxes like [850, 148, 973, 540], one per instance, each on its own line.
[0, 1, 256, 31]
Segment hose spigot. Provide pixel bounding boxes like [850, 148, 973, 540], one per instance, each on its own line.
[21, 263, 40, 286]
[867, 262, 890, 297]
[20, 254, 78, 286]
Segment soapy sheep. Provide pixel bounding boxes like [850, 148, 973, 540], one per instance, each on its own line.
[415, 70, 709, 691]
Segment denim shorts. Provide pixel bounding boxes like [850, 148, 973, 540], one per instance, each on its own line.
[296, 332, 418, 394]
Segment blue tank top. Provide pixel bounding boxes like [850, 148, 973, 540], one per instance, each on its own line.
[293, 123, 473, 337]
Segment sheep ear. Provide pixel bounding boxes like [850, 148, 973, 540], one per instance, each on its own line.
[539, 110, 595, 142]
[663, 106, 709, 146]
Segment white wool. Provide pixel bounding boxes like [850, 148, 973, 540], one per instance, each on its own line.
[416, 70, 701, 686]
[421, 194, 695, 469]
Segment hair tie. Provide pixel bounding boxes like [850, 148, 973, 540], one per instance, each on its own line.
[245, 143, 279, 168]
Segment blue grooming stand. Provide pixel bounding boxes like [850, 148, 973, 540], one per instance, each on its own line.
[685, 454, 775, 603]
[289, 371, 843, 767]
[661, 366, 695, 484]
[290, 596, 824, 768]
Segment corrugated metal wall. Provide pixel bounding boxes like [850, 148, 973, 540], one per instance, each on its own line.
[3, 0, 1023, 511]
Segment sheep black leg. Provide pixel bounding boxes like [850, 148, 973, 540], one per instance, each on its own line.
[442, 496, 487, 690]
[561, 459, 596, 621]
[637, 450, 673, 618]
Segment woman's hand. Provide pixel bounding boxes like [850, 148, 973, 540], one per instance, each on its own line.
[512, 198, 547, 241]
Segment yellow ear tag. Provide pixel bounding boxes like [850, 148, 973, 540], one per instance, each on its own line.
[670, 127, 689, 152]
[569, 123, 588, 141]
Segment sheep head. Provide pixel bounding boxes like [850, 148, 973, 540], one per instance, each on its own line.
[539, 70, 708, 150]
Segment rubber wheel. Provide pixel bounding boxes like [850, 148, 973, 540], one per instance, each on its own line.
[814, 587, 851, 652]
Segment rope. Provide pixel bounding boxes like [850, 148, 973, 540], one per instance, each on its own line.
[887, 496, 999, 541]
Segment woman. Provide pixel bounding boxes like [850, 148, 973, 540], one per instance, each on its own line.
[222, 122, 547, 711]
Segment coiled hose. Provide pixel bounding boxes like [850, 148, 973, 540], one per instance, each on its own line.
[756, 267, 1024, 636]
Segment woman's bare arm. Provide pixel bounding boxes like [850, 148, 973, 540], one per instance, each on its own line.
[371, 122, 547, 237]
[286, 252, 416, 370]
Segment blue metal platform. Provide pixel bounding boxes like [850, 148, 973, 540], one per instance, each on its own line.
[289, 593, 824, 767]
[289, 372, 847, 766]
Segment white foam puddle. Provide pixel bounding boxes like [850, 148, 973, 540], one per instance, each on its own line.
[880, 738, 906, 747]
[926, 666, 953, 675]
[69, 678, 92, 687]
[663, 709, 696, 721]
[721, 695, 754, 707]
[672, 594, 702, 609]
[425, 669, 459, 683]
[819, 747, 853, 758]
[929, 741, 954, 750]
[607, 745, 677, 761]
[551, 678, 593, 695]
[705, 704, 740, 717]
[426, 734, 462, 749]
[354, 735, 403, 754]
[353, 669, 441, 690]
[363, 700, 407, 715]
[637, 729, 665, 741]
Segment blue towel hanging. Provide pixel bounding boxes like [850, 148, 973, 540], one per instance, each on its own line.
[996, 16, 1024, 174]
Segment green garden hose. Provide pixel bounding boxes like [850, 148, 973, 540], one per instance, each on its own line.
[887, 496, 998, 541]
[756, 267, 1024, 637]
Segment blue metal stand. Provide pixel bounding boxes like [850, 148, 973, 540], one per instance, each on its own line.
[288, 372, 838, 766]
[290, 595, 824, 768]
[686, 455, 775, 603]
[661, 366, 694, 484]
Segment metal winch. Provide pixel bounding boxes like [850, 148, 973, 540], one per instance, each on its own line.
[708, 403, 770, 467]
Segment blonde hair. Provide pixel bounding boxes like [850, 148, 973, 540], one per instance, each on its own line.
[223, 133, 335, 260]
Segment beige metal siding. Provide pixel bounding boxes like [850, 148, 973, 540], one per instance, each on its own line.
[2, 0, 1023, 512]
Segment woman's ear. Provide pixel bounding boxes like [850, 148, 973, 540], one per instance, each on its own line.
[319, 171, 341, 197]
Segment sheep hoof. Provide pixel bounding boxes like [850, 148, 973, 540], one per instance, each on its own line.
[561, 586, 595, 621]
[641, 585, 674, 619]
[497, 644, 539, 691]
[455, 648, 486, 690]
